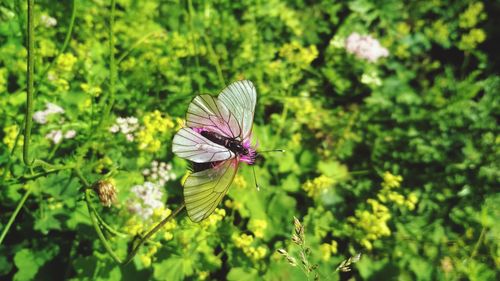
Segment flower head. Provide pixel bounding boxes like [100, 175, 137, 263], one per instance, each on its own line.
[127, 181, 164, 220]
[345, 33, 389, 62]
[93, 179, 118, 207]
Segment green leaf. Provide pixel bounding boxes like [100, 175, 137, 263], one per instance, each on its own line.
[153, 255, 186, 281]
[227, 267, 258, 281]
[14, 247, 58, 281]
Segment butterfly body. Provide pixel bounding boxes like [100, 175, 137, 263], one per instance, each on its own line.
[172, 80, 257, 222]
[200, 130, 250, 157]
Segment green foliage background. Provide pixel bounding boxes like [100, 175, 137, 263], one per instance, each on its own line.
[1, 0, 499, 280]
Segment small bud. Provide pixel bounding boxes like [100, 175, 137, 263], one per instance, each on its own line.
[351, 253, 362, 263]
[300, 251, 309, 269]
[277, 249, 288, 256]
[291, 234, 302, 245]
[93, 179, 117, 207]
[293, 216, 302, 233]
[286, 256, 297, 266]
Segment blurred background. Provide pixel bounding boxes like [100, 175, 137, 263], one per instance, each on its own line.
[0, 0, 498, 280]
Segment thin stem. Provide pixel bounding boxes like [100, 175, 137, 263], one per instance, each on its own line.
[123, 203, 185, 264]
[117, 31, 164, 64]
[187, 0, 203, 93]
[38, 0, 76, 81]
[470, 226, 486, 259]
[23, 0, 35, 166]
[86, 196, 128, 238]
[202, 34, 225, 87]
[0, 187, 32, 245]
[96, 0, 116, 130]
[13, 0, 77, 100]
[85, 189, 123, 264]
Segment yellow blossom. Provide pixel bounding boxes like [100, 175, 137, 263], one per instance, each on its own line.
[80, 83, 102, 97]
[200, 208, 226, 228]
[302, 175, 334, 198]
[320, 240, 338, 261]
[233, 174, 247, 189]
[136, 110, 175, 152]
[198, 271, 209, 280]
[382, 172, 403, 189]
[279, 41, 318, 68]
[248, 219, 268, 239]
[225, 199, 242, 210]
[3, 125, 22, 150]
[140, 255, 152, 267]
[56, 53, 77, 73]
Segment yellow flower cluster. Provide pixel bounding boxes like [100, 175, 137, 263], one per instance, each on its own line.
[198, 271, 209, 280]
[136, 110, 175, 152]
[349, 172, 419, 250]
[459, 29, 486, 51]
[80, 83, 102, 97]
[381, 171, 403, 189]
[233, 174, 247, 189]
[56, 53, 78, 73]
[152, 207, 177, 240]
[287, 98, 327, 130]
[248, 219, 268, 239]
[139, 245, 158, 267]
[224, 199, 242, 210]
[38, 39, 57, 58]
[348, 199, 391, 250]
[232, 233, 268, 261]
[124, 206, 177, 241]
[302, 175, 334, 198]
[378, 172, 418, 210]
[93, 156, 113, 174]
[459, 2, 486, 29]
[3, 125, 22, 150]
[457, 3, 487, 51]
[0, 68, 7, 93]
[199, 208, 226, 228]
[279, 41, 318, 69]
[319, 240, 338, 261]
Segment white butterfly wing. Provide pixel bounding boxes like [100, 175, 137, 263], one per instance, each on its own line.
[172, 128, 235, 163]
[218, 80, 257, 139]
[184, 159, 239, 222]
[186, 95, 241, 139]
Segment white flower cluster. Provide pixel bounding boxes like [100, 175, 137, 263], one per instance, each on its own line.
[142, 161, 176, 187]
[109, 117, 139, 142]
[40, 14, 57, 28]
[33, 102, 65, 124]
[345, 33, 389, 63]
[127, 181, 164, 220]
[45, 129, 76, 144]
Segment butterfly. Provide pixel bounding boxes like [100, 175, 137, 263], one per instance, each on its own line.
[172, 80, 257, 222]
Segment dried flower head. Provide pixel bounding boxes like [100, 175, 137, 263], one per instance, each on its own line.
[336, 253, 362, 272]
[93, 179, 117, 207]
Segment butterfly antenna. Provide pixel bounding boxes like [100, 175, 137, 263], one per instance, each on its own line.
[252, 165, 260, 191]
[259, 149, 286, 153]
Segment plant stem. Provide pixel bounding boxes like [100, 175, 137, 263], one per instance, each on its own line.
[117, 31, 164, 64]
[38, 0, 76, 81]
[96, 0, 116, 131]
[470, 226, 486, 259]
[0, 187, 32, 245]
[23, 0, 35, 166]
[187, 0, 203, 93]
[202, 34, 225, 87]
[85, 189, 123, 264]
[123, 203, 185, 264]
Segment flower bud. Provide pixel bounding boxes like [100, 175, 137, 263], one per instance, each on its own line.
[93, 179, 117, 207]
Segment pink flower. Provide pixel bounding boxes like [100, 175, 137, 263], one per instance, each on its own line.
[345, 33, 389, 62]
